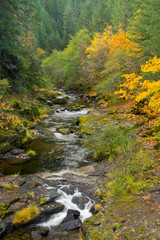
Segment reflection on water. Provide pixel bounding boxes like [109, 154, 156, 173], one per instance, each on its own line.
[0, 94, 93, 175]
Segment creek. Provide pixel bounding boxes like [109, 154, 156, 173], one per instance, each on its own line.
[1, 92, 98, 240]
[0, 93, 93, 175]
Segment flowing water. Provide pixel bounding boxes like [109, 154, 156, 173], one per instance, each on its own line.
[2, 93, 96, 240]
[38, 184, 94, 227]
[0, 93, 93, 175]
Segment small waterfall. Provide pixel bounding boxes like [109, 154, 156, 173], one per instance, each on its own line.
[38, 185, 95, 228]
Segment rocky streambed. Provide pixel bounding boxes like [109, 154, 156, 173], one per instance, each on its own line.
[0, 92, 101, 239]
[0, 163, 107, 240]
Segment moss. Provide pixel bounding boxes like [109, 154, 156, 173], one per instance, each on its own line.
[0, 197, 20, 219]
[56, 127, 70, 135]
[0, 88, 53, 154]
[21, 129, 35, 145]
[40, 197, 46, 205]
[82, 111, 159, 239]
[0, 203, 11, 219]
[78, 112, 121, 136]
[25, 191, 35, 199]
[0, 183, 20, 190]
[11, 99, 23, 109]
[18, 102, 40, 121]
[27, 149, 36, 156]
[13, 204, 39, 225]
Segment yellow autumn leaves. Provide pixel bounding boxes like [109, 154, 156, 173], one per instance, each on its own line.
[115, 55, 160, 114]
[0, 96, 20, 132]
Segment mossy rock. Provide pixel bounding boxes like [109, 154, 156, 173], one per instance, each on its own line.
[78, 113, 111, 136]
[56, 127, 70, 135]
[52, 97, 68, 105]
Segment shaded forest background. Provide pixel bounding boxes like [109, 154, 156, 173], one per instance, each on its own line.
[1, 0, 159, 91]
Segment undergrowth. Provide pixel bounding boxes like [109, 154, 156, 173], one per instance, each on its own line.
[84, 122, 159, 201]
[86, 124, 135, 160]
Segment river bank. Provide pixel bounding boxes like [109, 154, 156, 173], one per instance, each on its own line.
[81, 100, 160, 239]
[0, 91, 99, 239]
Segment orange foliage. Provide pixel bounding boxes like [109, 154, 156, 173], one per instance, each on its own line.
[85, 26, 140, 60]
[0, 95, 20, 133]
[81, 26, 141, 86]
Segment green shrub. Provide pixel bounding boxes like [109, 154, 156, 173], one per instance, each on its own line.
[106, 149, 158, 198]
[0, 79, 10, 92]
[19, 103, 40, 121]
[86, 125, 134, 160]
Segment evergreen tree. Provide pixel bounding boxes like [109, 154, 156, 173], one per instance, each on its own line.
[92, 0, 111, 32]
[78, 0, 95, 32]
[63, 1, 76, 45]
[133, 0, 160, 57]
[108, 0, 136, 31]
[0, 0, 42, 89]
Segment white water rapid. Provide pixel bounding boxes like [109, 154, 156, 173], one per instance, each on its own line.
[38, 184, 95, 228]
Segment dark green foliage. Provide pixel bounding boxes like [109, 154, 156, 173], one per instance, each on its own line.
[0, 0, 43, 90]
[132, 0, 160, 58]
[32, 0, 113, 52]
[18, 103, 40, 121]
[91, 0, 111, 32]
[108, 0, 136, 31]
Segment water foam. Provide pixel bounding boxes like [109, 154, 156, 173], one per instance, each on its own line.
[38, 185, 94, 228]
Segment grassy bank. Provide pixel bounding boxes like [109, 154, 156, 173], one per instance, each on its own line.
[80, 101, 160, 239]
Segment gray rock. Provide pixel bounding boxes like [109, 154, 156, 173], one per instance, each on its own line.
[31, 230, 40, 239]
[60, 209, 81, 231]
[52, 97, 68, 105]
[67, 209, 80, 218]
[38, 226, 49, 236]
[61, 219, 82, 231]
[72, 196, 88, 210]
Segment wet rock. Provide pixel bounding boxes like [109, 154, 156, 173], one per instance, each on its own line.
[36, 129, 54, 137]
[6, 154, 31, 165]
[0, 149, 25, 159]
[31, 230, 40, 239]
[46, 100, 53, 106]
[61, 219, 82, 231]
[72, 196, 89, 210]
[0, 220, 15, 237]
[52, 97, 68, 105]
[56, 127, 70, 135]
[67, 209, 80, 218]
[60, 209, 81, 231]
[63, 209, 80, 222]
[38, 226, 49, 236]
[0, 148, 32, 165]
[39, 202, 64, 219]
[56, 108, 65, 113]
